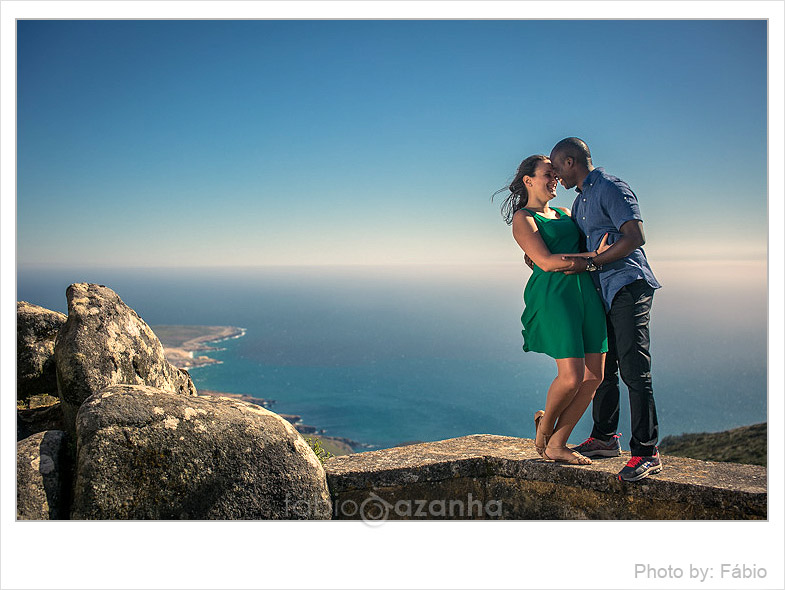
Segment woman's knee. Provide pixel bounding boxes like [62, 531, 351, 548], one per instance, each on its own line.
[556, 370, 583, 391]
[555, 358, 586, 390]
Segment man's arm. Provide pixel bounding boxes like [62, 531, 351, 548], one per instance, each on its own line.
[561, 220, 645, 274]
[593, 219, 645, 266]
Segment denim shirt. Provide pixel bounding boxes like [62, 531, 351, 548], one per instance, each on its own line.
[571, 168, 661, 311]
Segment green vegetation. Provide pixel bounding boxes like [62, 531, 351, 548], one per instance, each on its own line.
[304, 434, 354, 457]
[305, 437, 335, 463]
[659, 423, 766, 466]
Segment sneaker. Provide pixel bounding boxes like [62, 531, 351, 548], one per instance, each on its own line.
[572, 433, 622, 457]
[618, 450, 662, 482]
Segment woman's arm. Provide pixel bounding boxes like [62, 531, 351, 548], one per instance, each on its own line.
[519, 208, 581, 272]
[512, 211, 580, 272]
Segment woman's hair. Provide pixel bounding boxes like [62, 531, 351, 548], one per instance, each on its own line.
[493, 154, 549, 225]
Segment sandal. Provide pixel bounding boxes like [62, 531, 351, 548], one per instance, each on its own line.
[542, 447, 592, 465]
[533, 410, 549, 457]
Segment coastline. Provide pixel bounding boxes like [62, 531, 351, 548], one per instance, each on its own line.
[153, 325, 246, 369]
[154, 325, 364, 455]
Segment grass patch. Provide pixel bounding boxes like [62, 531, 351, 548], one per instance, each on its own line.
[303, 434, 359, 461]
[659, 423, 766, 466]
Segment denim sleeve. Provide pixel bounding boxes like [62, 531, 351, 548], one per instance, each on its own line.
[601, 181, 642, 231]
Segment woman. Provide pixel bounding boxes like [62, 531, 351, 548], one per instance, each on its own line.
[499, 155, 609, 464]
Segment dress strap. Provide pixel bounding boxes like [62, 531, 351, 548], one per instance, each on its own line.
[552, 207, 569, 218]
[521, 207, 565, 219]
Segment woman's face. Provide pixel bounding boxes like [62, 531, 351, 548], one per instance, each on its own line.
[549, 152, 576, 189]
[526, 160, 558, 200]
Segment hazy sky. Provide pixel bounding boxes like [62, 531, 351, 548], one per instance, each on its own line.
[16, 19, 768, 267]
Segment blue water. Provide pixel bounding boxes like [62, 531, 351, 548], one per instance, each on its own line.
[16, 262, 767, 450]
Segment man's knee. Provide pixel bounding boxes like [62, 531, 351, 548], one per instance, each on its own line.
[619, 370, 653, 394]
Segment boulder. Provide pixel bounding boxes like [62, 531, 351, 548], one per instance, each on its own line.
[71, 385, 332, 520]
[54, 283, 196, 434]
[24, 393, 61, 409]
[17, 399, 64, 441]
[17, 430, 69, 520]
[17, 301, 67, 400]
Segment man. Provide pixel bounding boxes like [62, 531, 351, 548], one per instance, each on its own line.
[548, 137, 662, 482]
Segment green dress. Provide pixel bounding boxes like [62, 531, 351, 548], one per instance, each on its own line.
[520, 208, 608, 359]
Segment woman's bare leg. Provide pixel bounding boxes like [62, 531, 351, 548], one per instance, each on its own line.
[535, 357, 584, 452]
[545, 353, 606, 461]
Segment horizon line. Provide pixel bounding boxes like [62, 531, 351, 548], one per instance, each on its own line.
[16, 257, 770, 270]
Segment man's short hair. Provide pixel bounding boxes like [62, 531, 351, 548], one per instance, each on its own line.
[552, 137, 592, 167]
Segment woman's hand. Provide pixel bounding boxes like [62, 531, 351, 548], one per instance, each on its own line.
[557, 233, 609, 274]
[560, 233, 610, 262]
[596, 232, 610, 255]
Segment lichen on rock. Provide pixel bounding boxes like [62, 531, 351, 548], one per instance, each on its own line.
[17, 430, 70, 520]
[71, 384, 332, 520]
[17, 301, 67, 401]
[54, 283, 196, 435]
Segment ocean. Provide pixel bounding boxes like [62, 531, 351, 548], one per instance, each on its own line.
[16, 261, 768, 450]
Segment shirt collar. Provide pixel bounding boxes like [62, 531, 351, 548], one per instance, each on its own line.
[575, 168, 603, 193]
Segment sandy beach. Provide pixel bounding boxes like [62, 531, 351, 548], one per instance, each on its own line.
[152, 325, 246, 369]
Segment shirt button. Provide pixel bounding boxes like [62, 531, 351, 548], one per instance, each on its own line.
[582, 217, 586, 220]
[583, 199, 586, 202]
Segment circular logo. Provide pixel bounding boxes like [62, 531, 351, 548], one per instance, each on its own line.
[360, 492, 391, 526]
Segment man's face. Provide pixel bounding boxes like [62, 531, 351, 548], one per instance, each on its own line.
[549, 152, 575, 189]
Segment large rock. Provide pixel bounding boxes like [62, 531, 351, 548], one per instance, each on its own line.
[17, 430, 69, 520]
[54, 283, 196, 434]
[71, 385, 332, 520]
[17, 301, 67, 400]
[17, 398, 64, 441]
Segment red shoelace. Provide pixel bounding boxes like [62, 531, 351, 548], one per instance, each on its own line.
[625, 456, 646, 468]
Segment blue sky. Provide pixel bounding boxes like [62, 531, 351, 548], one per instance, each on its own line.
[16, 19, 768, 267]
